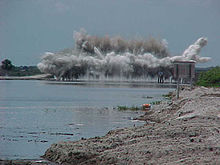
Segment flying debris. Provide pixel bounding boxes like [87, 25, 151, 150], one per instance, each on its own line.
[37, 30, 210, 81]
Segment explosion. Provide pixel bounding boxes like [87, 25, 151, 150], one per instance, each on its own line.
[37, 30, 210, 80]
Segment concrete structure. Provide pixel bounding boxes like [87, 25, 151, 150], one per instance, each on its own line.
[173, 60, 195, 80]
[173, 60, 196, 98]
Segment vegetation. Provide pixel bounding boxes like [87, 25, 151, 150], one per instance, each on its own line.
[0, 59, 42, 76]
[150, 101, 162, 105]
[162, 92, 173, 100]
[1, 59, 13, 70]
[117, 105, 141, 111]
[196, 66, 220, 87]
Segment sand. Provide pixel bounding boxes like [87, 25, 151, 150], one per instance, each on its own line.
[0, 74, 51, 80]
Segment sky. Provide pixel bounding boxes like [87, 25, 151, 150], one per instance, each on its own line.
[0, 0, 219, 67]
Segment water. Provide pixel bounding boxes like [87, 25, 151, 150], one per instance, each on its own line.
[0, 80, 174, 160]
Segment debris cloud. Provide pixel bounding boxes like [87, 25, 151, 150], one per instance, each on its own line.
[37, 30, 210, 80]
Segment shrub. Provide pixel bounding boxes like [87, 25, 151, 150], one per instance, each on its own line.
[196, 66, 220, 87]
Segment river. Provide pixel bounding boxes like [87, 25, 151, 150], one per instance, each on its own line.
[0, 80, 174, 159]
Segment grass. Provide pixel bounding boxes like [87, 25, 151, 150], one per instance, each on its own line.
[150, 101, 162, 105]
[117, 105, 141, 111]
[117, 101, 162, 111]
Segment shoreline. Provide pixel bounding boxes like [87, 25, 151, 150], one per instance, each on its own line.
[0, 74, 52, 80]
[43, 86, 220, 164]
[1, 86, 219, 164]
[0, 75, 178, 89]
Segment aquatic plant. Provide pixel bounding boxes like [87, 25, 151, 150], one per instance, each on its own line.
[150, 101, 161, 105]
[117, 105, 141, 111]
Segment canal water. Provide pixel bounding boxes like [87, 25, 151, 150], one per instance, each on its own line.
[0, 80, 174, 159]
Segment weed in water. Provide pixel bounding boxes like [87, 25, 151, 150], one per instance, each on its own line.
[117, 105, 141, 111]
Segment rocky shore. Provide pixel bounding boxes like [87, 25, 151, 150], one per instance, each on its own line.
[42, 86, 220, 164]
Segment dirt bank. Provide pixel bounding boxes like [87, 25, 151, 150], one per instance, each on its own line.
[0, 74, 52, 80]
[43, 86, 220, 165]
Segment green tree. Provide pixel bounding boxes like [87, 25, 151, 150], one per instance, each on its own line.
[1, 59, 13, 70]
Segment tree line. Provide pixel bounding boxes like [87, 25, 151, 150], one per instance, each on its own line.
[0, 59, 42, 76]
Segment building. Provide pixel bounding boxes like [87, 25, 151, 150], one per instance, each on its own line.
[173, 60, 195, 84]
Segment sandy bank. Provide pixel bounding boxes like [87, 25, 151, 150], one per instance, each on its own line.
[42, 86, 220, 165]
[0, 74, 52, 80]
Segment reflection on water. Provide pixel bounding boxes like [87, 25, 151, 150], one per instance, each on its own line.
[0, 80, 174, 159]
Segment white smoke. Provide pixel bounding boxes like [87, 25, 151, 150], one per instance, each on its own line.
[37, 37, 211, 79]
[170, 37, 210, 63]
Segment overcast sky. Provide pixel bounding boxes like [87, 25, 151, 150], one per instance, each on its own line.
[0, 0, 219, 67]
